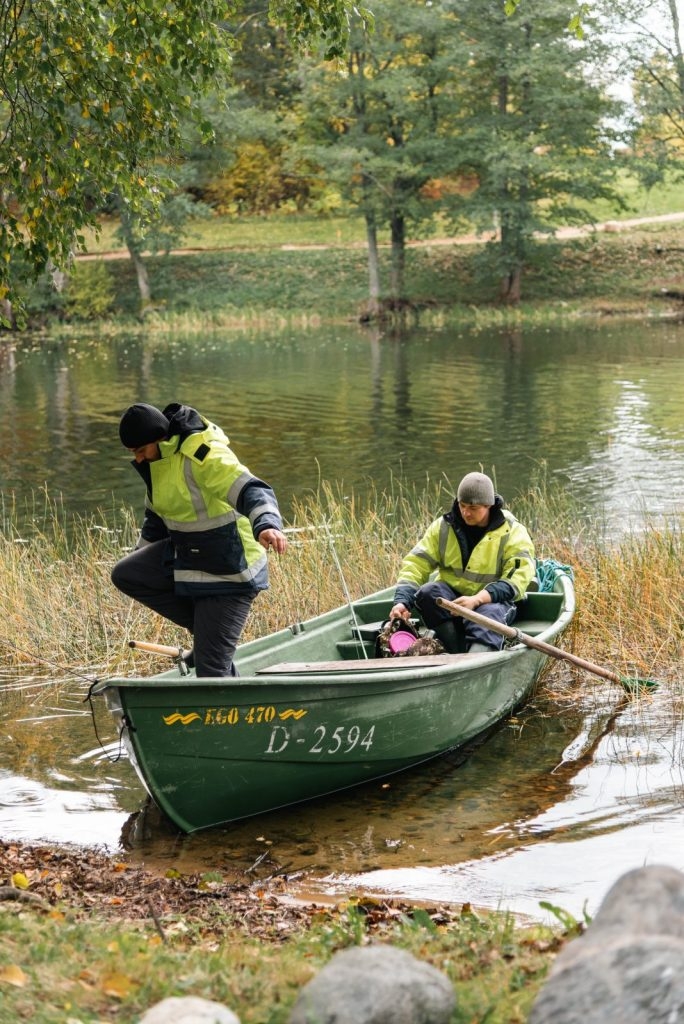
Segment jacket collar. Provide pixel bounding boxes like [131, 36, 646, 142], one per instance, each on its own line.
[444, 494, 506, 532]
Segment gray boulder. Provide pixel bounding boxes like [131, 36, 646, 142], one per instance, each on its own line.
[288, 944, 456, 1024]
[529, 864, 684, 1024]
[138, 996, 241, 1024]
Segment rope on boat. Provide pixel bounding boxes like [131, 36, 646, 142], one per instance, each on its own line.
[84, 679, 128, 764]
[537, 558, 574, 591]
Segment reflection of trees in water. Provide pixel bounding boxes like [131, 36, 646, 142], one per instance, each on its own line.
[368, 328, 412, 439]
[1, 320, 684, 530]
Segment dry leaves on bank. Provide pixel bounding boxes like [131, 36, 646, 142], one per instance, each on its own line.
[0, 839, 461, 942]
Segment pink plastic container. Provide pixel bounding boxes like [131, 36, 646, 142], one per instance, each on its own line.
[388, 630, 417, 654]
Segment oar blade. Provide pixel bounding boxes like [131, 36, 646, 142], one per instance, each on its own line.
[619, 676, 658, 693]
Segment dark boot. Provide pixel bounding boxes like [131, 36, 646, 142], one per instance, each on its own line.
[434, 619, 463, 653]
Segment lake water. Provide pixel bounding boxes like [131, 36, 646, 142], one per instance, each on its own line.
[1, 317, 683, 922]
[1, 319, 683, 530]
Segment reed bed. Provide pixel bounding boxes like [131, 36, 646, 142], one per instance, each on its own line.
[0, 483, 681, 692]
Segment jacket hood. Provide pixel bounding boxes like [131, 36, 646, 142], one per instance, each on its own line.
[161, 403, 206, 445]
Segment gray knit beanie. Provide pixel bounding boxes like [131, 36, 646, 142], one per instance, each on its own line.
[457, 472, 495, 506]
[119, 403, 169, 448]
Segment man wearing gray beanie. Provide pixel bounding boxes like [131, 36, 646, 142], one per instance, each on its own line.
[111, 401, 288, 677]
[389, 472, 535, 654]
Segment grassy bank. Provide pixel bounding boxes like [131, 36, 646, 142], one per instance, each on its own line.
[80, 171, 684, 255]
[64, 224, 684, 333]
[27, 206, 683, 336]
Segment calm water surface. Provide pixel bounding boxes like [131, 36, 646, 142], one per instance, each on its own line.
[1, 319, 683, 527]
[1, 318, 683, 921]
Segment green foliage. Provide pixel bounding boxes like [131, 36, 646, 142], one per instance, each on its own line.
[204, 142, 321, 215]
[297, 0, 462, 301]
[0, 0, 362, 311]
[63, 261, 116, 320]
[504, 0, 590, 36]
[539, 899, 592, 935]
[442, 0, 626, 303]
[0, 0, 232, 306]
[608, 0, 684, 186]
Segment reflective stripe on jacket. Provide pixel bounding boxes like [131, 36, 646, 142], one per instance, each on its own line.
[137, 417, 283, 596]
[397, 509, 535, 602]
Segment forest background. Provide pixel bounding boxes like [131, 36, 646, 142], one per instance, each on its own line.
[1, 0, 684, 331]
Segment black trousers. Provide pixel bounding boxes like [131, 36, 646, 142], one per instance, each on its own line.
[111, 540, 255, 677]
[414, 581, 515, 652]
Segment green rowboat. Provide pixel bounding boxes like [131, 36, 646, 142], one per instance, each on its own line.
[94, 565, 574, 833]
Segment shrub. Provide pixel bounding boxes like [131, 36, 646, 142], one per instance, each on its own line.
[63, 259, 115, 320]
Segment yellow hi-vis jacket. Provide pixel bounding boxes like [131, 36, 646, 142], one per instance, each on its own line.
[134, 405, 283, 597]
[396, 508, 535, 605]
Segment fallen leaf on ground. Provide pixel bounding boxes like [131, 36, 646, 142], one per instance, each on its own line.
[0, 964, 28, 987]
[101, 972, 137, 998]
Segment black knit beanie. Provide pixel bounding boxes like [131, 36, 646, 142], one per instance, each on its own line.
[119, 403, 169, 448]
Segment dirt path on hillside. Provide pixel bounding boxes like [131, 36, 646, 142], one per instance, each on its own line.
[77, 211, 684, 261]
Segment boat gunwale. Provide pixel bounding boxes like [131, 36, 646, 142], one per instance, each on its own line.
[94, 574, 575, 694]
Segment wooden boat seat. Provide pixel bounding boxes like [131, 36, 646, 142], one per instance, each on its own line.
[257, 653, 473, 674]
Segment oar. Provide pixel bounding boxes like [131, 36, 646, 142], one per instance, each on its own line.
[435, 597, 657, 692]
[129, 640, 191, 675]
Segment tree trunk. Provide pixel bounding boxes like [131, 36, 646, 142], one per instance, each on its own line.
[365, 209, 381, 318]
[498, 264, 522, 304]
[119, 207, 152, 307]
[130, 248, 152, 307]
[498, 219, 523, 304]
[0, 299, 15, 329]
[389, 210, 405, 300]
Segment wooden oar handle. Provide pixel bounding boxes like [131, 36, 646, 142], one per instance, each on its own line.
[436, 597, 622, 685]
[129, 640, 186, 659]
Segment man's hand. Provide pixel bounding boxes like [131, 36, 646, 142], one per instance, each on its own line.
[453, 591, 490, 611]
[389, 603, 411, 621]
[258, 529, 288, 554]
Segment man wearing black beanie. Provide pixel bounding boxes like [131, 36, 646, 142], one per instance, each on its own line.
[118, 403, 171, 450]
[112, 401, 288, 677]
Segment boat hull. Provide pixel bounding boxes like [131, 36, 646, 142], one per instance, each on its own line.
[97, 575, 574, 832]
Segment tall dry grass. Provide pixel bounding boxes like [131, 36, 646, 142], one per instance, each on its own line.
[516, 476, 684, 686]
[0, 482, 681, 687]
